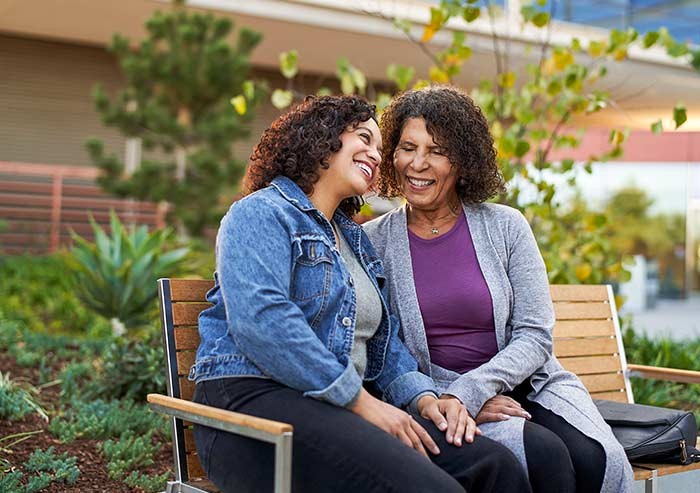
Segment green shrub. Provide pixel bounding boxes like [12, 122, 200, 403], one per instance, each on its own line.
[25, 446, 80, 485]
[0, 447, 80, 493]
[0, 372, 47, 422]
[0, 471, 24, 492]
[101, 430, 160, 479]
[0, 254, 111, 336]
[124, 470, 173, 493]
[88, 335, 166, 401]
[70, 211, 188, 334]
[623, 327, 700, 426]
[48, 398, 167, 443]
[0, 320, 107, 368]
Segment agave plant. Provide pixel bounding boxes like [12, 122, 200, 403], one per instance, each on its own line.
[70, 211, 188, 335]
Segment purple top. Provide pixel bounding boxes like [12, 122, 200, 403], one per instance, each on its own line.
[408, 210, 498, 374]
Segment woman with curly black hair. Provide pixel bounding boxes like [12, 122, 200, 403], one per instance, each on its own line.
[190, 94, 529, 492]
[365, 86, 633, 493]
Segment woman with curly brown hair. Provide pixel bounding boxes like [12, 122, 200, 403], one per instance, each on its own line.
[190, 94, 529, 492]
[364, 86, 633, 493]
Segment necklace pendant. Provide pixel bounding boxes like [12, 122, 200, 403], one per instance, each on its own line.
[431, 227, 439, 235]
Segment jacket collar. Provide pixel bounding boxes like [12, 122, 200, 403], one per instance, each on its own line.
[270, 175, 356, 226]
[270, 176, 316, 212]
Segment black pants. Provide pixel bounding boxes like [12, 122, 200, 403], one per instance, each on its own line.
[194, 378, 531, 493]
[510, 383, 607, 493]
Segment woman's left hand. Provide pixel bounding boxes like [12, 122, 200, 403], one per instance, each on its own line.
[417, 394, 481, 446]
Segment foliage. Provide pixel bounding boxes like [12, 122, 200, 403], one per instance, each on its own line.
[0, 318, 106, 369]
[87, 0, 265, 235]
[70, 211, 188, 334]
[48, 398, 168, 443]
[124, 470, 173, 493]
[25, 446, 80, 485]
[0, 447, 79, 493]
[87, 335, 166, 401]
[602, 187, 686, 295]
[0, 372, 48, 422]
[101, 430, 161, 479]
[623, 326, 700, 426]
[0, 254, 111, 336]
[272, 0, 697, 285]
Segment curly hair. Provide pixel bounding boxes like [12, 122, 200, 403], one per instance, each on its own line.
[244, 95, 376, 216]
[377, 85, 504, 203]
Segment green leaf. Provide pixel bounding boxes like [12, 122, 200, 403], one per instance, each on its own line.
[642, 31, 659, 48]
[350, 67, 367, 95]
[531, 12, 550, 28]
[386, 64, 415, 91]
[340, 74, 354, 95]
[651, 119, 663, 134]
[242, 80, 255, 100]
[462, 6, 480, 22]
[691, 49, 700, 73]
[514, 140, 531, 158]
[271, 89, 293, 109]
[279, 50, 299, 79]
[230, 95, 247, 115]
[316, 87, 332, 96]
[673, 105, 687, 129]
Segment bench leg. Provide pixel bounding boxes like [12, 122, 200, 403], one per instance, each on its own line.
[644, 470, 658, 493]
[274, 432, 293, 493]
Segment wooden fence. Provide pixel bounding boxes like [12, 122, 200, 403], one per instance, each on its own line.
[0, 162, 169, 255]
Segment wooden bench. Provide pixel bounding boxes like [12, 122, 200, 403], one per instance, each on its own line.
[551, 284, 700, 492]
[147, 279, 293, 493]
[148, 280, 700, 493]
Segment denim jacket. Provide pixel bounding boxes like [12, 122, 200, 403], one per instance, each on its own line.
[190, 176, 436, 408]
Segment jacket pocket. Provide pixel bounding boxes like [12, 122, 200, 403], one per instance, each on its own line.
[290, 238, 333, 301]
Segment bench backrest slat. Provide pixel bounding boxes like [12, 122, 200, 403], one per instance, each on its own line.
[550, 284, 632, 404]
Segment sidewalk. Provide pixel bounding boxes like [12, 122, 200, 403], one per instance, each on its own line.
[625, 296, 700, 340]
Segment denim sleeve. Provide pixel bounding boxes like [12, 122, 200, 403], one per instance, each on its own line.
[217, 199, 362, 408]
[372, 314, 437, 408]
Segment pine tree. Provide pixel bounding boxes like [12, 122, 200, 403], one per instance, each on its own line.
[86, 0, 263, 236]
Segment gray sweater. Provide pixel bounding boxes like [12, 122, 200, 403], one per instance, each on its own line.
[364, 202, 633, 493]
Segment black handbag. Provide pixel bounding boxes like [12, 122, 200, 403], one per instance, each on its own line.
[595, 399, 700, 464]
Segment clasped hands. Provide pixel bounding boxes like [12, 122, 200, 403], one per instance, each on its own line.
[350, 389, 480, 458]
[350, 390, 531, 459]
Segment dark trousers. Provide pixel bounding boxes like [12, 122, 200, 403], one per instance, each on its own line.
[193, 378, 531, 493]
[510, 383, 607, 493]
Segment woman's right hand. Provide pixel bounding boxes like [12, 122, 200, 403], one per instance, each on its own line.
[475, 395, 531, 424]
[350, 388, 440, 457]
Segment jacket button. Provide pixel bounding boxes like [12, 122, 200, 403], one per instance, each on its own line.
[342, 317, 352, 327]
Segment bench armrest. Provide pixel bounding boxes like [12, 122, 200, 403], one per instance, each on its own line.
[627, 364, 700, 385]
[147, 393, 292, 443]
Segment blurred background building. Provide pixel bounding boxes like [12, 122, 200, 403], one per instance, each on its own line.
[1, 0, 699, 314]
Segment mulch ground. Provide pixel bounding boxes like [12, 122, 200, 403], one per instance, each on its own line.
[0, 353, 172, 492]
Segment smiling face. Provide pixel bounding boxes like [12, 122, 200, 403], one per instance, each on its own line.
[321, 118, 383, 199]
[393, 117, 459, 212]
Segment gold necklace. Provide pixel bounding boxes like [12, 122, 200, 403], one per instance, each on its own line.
[409, 205, 460, 235]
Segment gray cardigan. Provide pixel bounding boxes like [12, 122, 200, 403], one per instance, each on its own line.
[364, 202, 633, 493]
